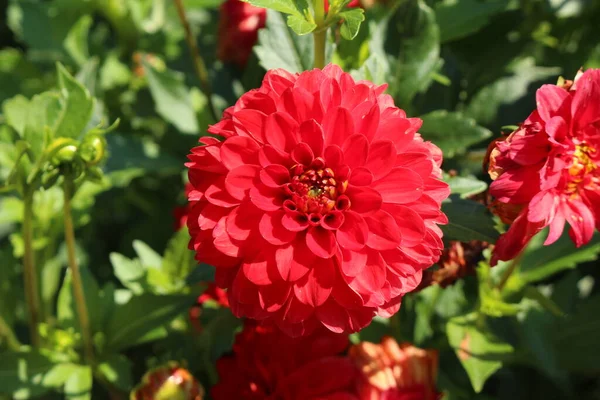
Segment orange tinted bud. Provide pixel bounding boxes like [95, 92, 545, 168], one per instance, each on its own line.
[131, 363, 204, 400]
[349, 337, 441, 400]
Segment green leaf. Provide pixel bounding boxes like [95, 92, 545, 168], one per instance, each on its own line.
[465, 58, 560, 126]
[105, 294, 196, 351]
[444, 174, 488, 199]
[286, 14, 317, 35]
[244, 0, 299, 14]
[518, 232, 600, 283]
[64, 365, 92, 400]
[435, 0, 511, 43]
[371, 0, 440, 108]
[339, 9, 365, 40]
[2, 95, 30, 137]
[56, 265, 108, 334]
[55, 63, 94, 139]
[477, 262, 521, 318]
[24, 92, 63, 158]
[162, 228, 195, 287]
[447, 313, 514, 393]
[186, 264, 216, 285]
[97, 354, 133, 391]
[142, 60, 199, 135]
[100, 53, 132, 91]
[110, 252, 147, 295]
[64, 15, 92, 67]
[133, 240, 162, 269]
[0, 350, 58, 398]
[255, 10, 314, 73]
[441, 197, 500, 243]
[420, 111, 492, 158]
[552, 295, 600, 372]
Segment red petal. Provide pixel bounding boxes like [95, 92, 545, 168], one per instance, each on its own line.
[374, 116, 413, 151]
[260, 211, 296, 245]
[232, 109, 268, 143]
[345, 186, 382, 214]
[205, 178, 240, 208]
[324, 145, 343, 169]
[306, 227, 337, 258]
[348, 251, 386, 296]
[225, 202, 260, 241]
[321, 211, 345, 230]
[299, 120, 325, 157]
[282, 210, 309, 232]
[258, 281, 290, 312]
[264, 112, 299, 152]
[258, 144, 290, 168]
[220, 136, 260, 170]
[260, 164, 290, 188]
[572, 70, 600, 129]
[323, 107, 355, 147]
[293, 258, 334, 306]
[566, 200, 595, 247]
[371, 167, 424, 204]
[365, 140, 396, 179]
[340, 248, 367, 277]
[275, 238, 313, 282]
[291, 142, 315, 166]
[349, 167, 373, 186]
[359, 103, 380, 142]
[224, 165, 260, 200]
[315, 299, 348, 333]
[242, 253, 278, 286]
[382, 204, 426, 247]
[364, 210, 402, 250]
[336, 210, 368, 251]
[341, 134, 368, 168]
[250, 182, 284, 211]
[536, 84, 570, 122]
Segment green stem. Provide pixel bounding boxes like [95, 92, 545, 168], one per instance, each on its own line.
[23, 190, 41, 347]
[313, 0, 327, 69]
[173, 0, 219, 123]
[0, 313, 21, 351]
[497, 251, 524, 291]
[63, 180, 95, 365]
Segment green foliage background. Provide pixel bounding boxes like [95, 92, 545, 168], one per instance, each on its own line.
[0, 0, 599, 398]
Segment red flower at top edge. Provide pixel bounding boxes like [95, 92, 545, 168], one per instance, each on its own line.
[186, 65, 450, 336]
[488, 69, 600, 265]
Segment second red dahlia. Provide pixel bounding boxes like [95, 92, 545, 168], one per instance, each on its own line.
[186, 65, 449, 336]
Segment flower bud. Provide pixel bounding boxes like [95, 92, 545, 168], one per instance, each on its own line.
[79, 136, 107, 166]
[131, 363, 203, 400]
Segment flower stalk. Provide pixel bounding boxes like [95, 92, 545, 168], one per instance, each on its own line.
[63, 179, 95, 365]
[173, 0, 219, 123]
[23, 189, 41, 347]
[313, 0, 327, 68]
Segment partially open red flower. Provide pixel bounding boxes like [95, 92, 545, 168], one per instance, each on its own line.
[349, 337, 440, 400]
[212, 320, 358, 400]
[217, 0, 266, 67]
[131, 363, 204, 400]
[186, 65, 449, 336]
[487, 69, 600, 265]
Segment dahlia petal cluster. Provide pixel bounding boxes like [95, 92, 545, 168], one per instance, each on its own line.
[488, 69, 600, 264]
[212, 321, 358, 400]
[349, 337, 440, 400]
[187, 65, 449, 336]
[217, 0, 266, 67]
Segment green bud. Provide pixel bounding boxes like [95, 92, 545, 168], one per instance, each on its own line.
[51, 145, 79, 166]
[79, 136, 106, 166]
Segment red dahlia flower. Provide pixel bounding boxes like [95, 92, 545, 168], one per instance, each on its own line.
[217, 0, 266, 67]
[349, 337, 440, 400]
[212, 321, 358, 400]
[186, 65, 449, 336]
[488, 69, 600, 265]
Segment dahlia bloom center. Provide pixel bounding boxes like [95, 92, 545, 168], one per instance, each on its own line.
[568, 143, 597, 181]
[286, 159, 349, 227]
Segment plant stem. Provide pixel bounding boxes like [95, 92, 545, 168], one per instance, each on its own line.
[63, 179, 95, 365]
[313, 0, 327, 68]
[23, 190, 41, 347]
[0, 313, 21, 351]
[497, 251, 524, 291]
[173, 0, 219, 123]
